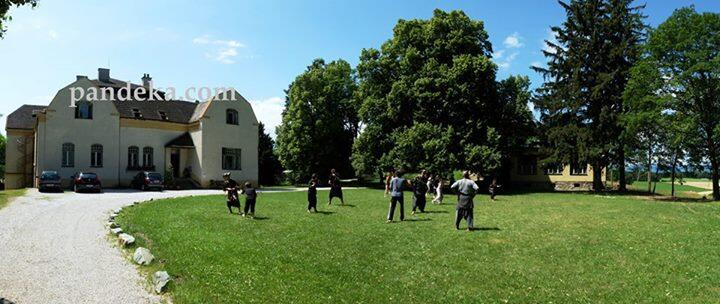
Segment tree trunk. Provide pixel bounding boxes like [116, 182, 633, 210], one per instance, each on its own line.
[671, 152, 678, 198]
[647, 144, 652, 194]
[592, 160, 604, 191]
[618, 146, 627, 192]
[652, 165, 660, 195]
[710, 147, 720, 201]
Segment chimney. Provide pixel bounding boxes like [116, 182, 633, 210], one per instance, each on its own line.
[98, 68, 110, 82]
[141, 73, 152, 88]
[76, 75, 88, 81]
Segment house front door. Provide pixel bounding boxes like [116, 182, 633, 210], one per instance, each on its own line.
[170, 149, 180, 178]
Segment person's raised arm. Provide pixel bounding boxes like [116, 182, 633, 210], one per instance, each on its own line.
[450, 180, 460, 190]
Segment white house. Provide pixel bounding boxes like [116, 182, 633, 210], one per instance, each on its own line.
[4, 68, 259, 189]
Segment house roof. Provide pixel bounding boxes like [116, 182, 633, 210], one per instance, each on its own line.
[91, 78, 200, 124]
[165, 132, 195, 148]
[6, 105, 46, 130]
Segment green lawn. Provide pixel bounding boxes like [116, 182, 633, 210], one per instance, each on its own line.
[117, 189, 720, 303]
[629, 181, 708, 198]
[0, 189, 26, 209]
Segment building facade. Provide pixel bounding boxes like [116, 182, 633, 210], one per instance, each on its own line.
[5, 68, 259, 189]
[509, 153, 606, 190]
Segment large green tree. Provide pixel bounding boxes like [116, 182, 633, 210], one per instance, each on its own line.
[1, 0, 37, 38]
[352, 9, 524, 179]
[626, 7, 720, 200]
[534, 0, 646, 191]
[276, 59, 358, 183]
[257, 122, 282, 186]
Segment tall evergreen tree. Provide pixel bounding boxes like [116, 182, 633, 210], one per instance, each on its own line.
[257, 122, 282, 186]
[534, 0, 645, 191]
[276, 59, 358, 183]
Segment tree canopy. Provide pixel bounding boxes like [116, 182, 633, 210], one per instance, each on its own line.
[275, 59, 359, 183]
[0, 0, 37, 38]
[257, 122, 282, 186]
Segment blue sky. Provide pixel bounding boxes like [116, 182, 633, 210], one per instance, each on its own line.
[1, 0, 718, 137]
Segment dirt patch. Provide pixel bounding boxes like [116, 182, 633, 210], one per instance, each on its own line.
[683, 181, 713, 190]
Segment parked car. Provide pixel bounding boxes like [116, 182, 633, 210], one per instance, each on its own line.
[71, 172, 102, 193]
[39, 171, 63, 192]
[131, 171, 164, 191]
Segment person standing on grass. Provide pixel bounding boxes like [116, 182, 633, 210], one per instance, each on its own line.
[222, 172, 241, 214]
[328, 169, 345, 206]
[387, 170, 412, 223]
[411, 170, 429, 214]
[384, 171, 394, 197]
[489, 178, 501, 201]
[241, 182, 257, 218]
[451, 171, 479, 231]
[432, 176, 444, 205]
[308, 174, 319, 213]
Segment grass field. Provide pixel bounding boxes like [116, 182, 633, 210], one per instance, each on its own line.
[628, 181, 709, 198]
[117, 189, 720, 303]
[0, 189, 26, 209]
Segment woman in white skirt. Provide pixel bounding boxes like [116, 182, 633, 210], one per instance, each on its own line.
[432, 176, 444, 204]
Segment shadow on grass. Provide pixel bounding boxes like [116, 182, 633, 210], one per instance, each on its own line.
[251, 216, 270, 220]
[469, 227, 501, 232]
[404, 218, 432, 222]
[422, 210, 449, 214]
[313, 211, 335, 215]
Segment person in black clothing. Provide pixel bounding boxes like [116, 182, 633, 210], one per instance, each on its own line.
[327, 169, 345, 205]
[411, 170, 429, 214]
[241, 182, 257, 218]
[222, 172, 241, 214]
[489, 178, 501, 201]
[308, 174, 319, 213]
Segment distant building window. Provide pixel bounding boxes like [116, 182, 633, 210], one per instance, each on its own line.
[226, 109, 239, 125]
[143, 147, 154, 168]
[222, 148, 242, 170]
[62, 143, 75, 167]
[128, 146, 139, 169]
[571, 163, 588, 175]
[517, 156, 537, 175]
[158, 111, 168, 121]
[91, 144, 103, 168]
[75, 102, 93, 119]
[544, 163, 563, 175]
[132, 108, 143, 119]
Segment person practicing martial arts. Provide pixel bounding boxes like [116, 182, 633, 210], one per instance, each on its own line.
[450, 171, 480, 231]
[241, 182, 258, 218]
[411, 170, 429, 214]
[387, 170, 412, 223]
[327, 169, 345, 205]
[222, 172, 241, 214]
[308, 174, 319, 213]
[489, 178, 501, 201]
[432, 176, 444, 205]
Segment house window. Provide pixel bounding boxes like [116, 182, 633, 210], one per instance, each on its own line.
[517, 156, 537, 175]
[158, 111, 168, 121]
[128, 146, 139, 169]
[62, 143, 75, 167]
[90, 144, 103, 168]
[571, 163, 588, 175]
[143, 147, 154, 168]
[222, 148, 242, 170]
[132, 108, 143, 119]
[544, 163, 564, 175]
[226, 109, 239, 125]
[75, 102, 93, 119]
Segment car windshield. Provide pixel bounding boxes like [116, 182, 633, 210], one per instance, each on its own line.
[147, 173, 163, 181]
[41, 172, 60, 180]
[80, 173, 97, 179]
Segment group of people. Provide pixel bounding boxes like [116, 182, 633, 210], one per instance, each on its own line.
[222, 168, 500, 231]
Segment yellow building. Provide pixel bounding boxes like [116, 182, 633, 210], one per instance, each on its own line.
[509, 153, 606, 190]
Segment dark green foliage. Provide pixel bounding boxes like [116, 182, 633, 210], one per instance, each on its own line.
[352, 9, 532, 178]
[276, 59, 358, 183]
[0, 0, 37, 38]
[534, 0, 646, 190]
[258, 122, 282, 185]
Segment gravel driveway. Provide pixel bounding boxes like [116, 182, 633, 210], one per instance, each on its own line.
[0, 188, 220, 304]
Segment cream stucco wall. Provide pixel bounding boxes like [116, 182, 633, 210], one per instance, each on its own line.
[4, 129, 34, 189]
[118, 125, 187, 185]
[197, 90, 259, 187]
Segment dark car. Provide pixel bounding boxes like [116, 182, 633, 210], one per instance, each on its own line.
[131, 171, 164, 191]
[71, 172, 102, 193]
[39, 171, 63, 192]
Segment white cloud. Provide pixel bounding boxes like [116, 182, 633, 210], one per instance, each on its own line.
[193, 35, 246, 64]
[503, 32, 524, 49]
[492, 49, 505, 59]
[249, 96, 285, 138]
[543, 29, 561, 54]
[48, 30, 58, 40]
[495, 51, 519, 70]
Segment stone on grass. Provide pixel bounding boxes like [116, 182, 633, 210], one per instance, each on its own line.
[113, 207, 122, 213]
[110, 228, 123, 235]
[109, 213, 118, 220]
[118, 233, 135, 247]
[107, 222, 119, 229]
[133, 247, 154, 265]
[153, 271, 171, 294]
